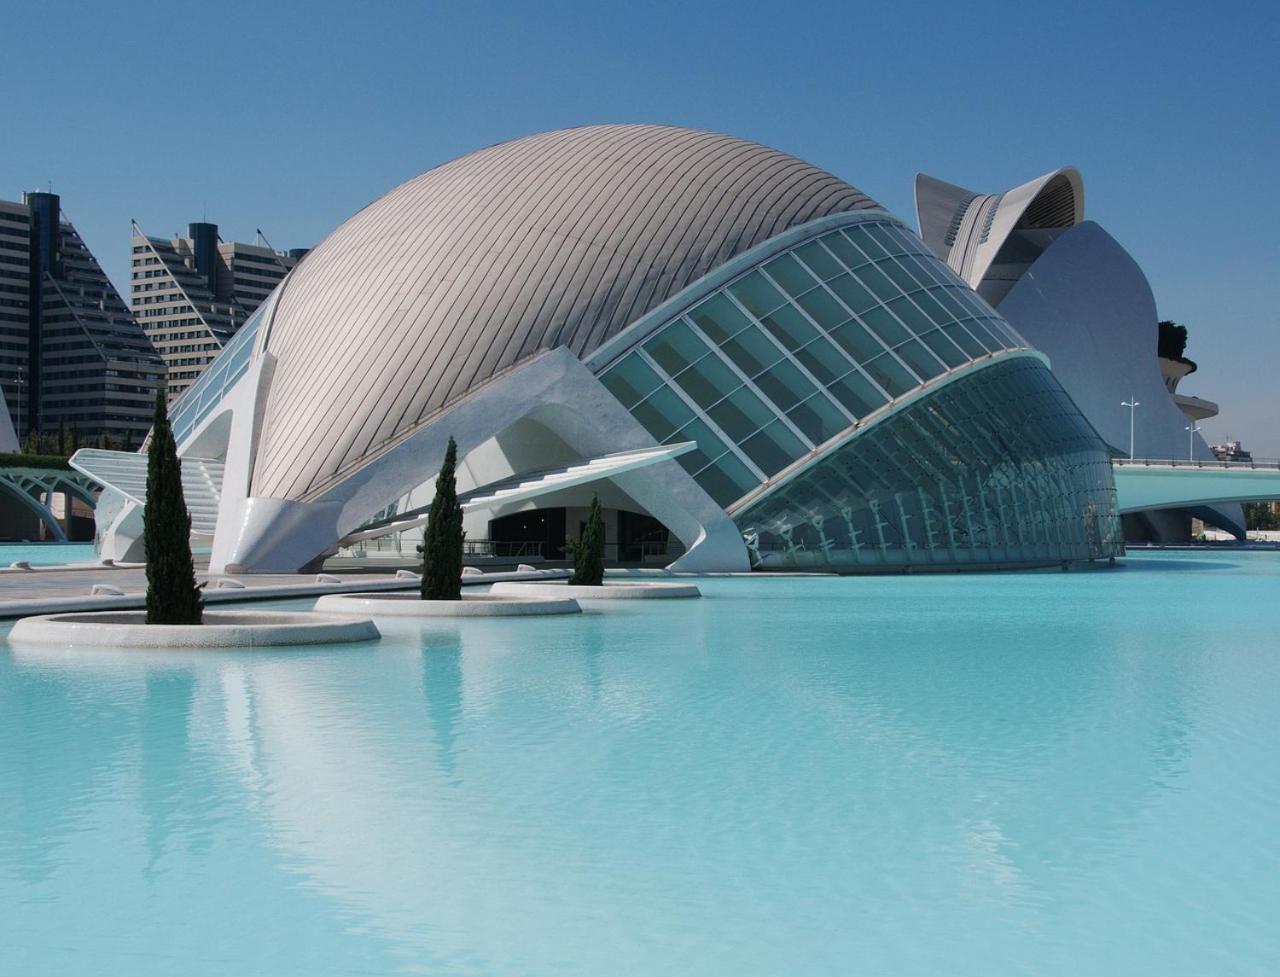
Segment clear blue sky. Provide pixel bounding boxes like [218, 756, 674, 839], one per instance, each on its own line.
[4, 0, 1276, 452]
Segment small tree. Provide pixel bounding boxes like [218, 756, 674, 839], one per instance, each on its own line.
[420, 437, 465, 600]
[144, 387, 203, 625]
[570, 493, 606, 586]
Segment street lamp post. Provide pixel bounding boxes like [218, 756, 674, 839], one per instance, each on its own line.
[1185, 423, 1202, 461]
[1121, 396, 1140, 459]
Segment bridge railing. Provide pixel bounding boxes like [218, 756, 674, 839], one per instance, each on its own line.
[1114, 457, 1280, 471]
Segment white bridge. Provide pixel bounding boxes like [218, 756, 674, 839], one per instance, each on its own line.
[1112, 458, 1280, 513]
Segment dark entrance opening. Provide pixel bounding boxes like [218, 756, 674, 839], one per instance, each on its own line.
[488, 508, 567, 561]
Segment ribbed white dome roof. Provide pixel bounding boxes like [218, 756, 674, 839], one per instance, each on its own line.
[252, 124, 878, 499]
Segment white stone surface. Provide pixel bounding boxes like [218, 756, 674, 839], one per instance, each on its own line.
[7, 610, 379, 648]
[488, 581, 701, 600]
[316, 592, 581, 617]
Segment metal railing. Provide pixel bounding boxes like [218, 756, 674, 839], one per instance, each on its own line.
[1114, 457, 1280, 471]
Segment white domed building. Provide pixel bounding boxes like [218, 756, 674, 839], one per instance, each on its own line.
[79, 125, 1123, 573]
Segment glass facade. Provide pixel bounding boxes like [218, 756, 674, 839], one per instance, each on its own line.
[735, 358, 1121, 571]
[599, 216, 1026, 508]
[169, 289, 274, 446]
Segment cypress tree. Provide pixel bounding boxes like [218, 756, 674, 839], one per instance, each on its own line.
[144, 387, 203, 625]
[570, 493, 606, 586]
[420, 437, 464, 601]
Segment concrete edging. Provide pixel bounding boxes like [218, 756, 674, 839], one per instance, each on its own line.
[316, 592, 581, 617]
[7, 610, 380, 648]
[488, 581, 701, 600]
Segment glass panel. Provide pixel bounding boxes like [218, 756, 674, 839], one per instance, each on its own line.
[672, 352, 743, 410]
[855, 261, 899, 303]
[794, 285, 850, 330]
[729, 271, 786, 317]
[932, 286, 972, 320]
[893, 338, 946, 381]
[601, 354, 662, 408]
[759, 303, 819, 350]
[839, 228, 878, 267]
[762, 254, 817, 297]
[828, 370, 888, 417]
[741, 419, 807, 476]
[863, 353, 919, 397]
[672, 416, 729, 466]
[695, 453, 759, 507]
[865, 222, 907, 255]
[688, 293, 751, 344]
[793, 337, 849, 384]
[918, 328, 969, 369]
[830, 319, 888, 363]
[820, 230, 865, 270]
[721, 326, 783, 377]
[964, 317, 1004, 350]
[644, 319, 709, 376]
[886, 296, 935, 338]
[751, 358, 817, 411]
[849, 225, 888, 259]
[878, 258, 919, 294]
[910, 289, 951, 327]
[860, 305, 911, 346]
[707, 386, 776, 441]
[825, 273, 877, 315]
[942, 320, 989, 357]
[787, 392, 849, 444]
[631, 387, 695, 441]
[793, 240, 843, 280]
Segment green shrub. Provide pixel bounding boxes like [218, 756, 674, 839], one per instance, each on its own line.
[570, 494, 605, 586]
[143, 388, 203, 625]
[420, 437, 465, 600]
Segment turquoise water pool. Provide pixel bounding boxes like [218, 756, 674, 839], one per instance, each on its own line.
[0, 542, 96, 566]
[2, 552, 1278, 975]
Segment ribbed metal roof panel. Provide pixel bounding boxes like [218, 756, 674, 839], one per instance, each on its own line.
[253, 124, 877, 499]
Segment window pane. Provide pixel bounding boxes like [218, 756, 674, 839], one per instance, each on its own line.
[893, 338, 946, 381]
[787, 392, 849, 444]
[688, 293, 751, 344]
[828, 370, 888, 417]
[729, 271, 786, 317]
[918, 328, 969, 368]
[793, 336, 849, 384]
[865, 222, 907, 255]
[601, 354, 662, 408]
[848, 225, 888, 259]
[695, 453, 759, 507]
[752, 358, 817, 411]
[707, 386, 775, 441]
[644, 319, 709, 376]
[795, 285, 850, 330]
[878, 258, 919, 294]
[672, 416, 728, 467]
[759, 303, 819, 350]
[793, 240, 843, 280]
[885, 296, 936, 338]
[860, 305, 911, 346]
[965, 317, 1004, 350]
[826, 273, 877, 315]
[942, 320, 988, 357]
[673, 352, 742, 410]
[631, 386, 695, 441]
[820, 230, 865, 270]
[910, 288, 951, 327]
[830, 319, 888, 363]
[863, 353, 919, 397]
[856, 261, 900, 302]
[762, 253, 817, 297]
[721, 325, 783, 376]
[741, 419, 807, 476]
[932, 286, 971, 320]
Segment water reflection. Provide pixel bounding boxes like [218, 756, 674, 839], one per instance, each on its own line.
[3, 557, 1274, 975]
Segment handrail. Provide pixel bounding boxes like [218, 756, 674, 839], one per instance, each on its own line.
[1113, 458, 1280, 471]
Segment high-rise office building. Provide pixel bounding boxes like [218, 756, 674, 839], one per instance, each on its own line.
[130, 222, 305, 397]
[0, 192, 163, 445]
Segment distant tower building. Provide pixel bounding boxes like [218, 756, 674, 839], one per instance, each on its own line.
[130, 221, 304, 398]
[0, 192, 163, 445]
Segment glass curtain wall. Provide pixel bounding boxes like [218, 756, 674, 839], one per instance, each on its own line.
[735, 358, 1121, 571]
[599, 216, 1026, 509]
